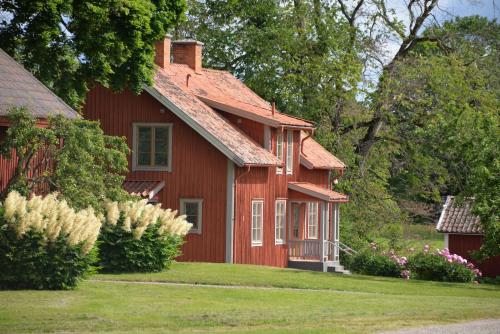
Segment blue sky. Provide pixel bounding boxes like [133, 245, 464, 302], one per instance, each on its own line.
[436, 0, 499, 20]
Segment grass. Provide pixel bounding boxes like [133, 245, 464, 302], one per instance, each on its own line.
[1, 263, 500, 334]
[375, 223, 443, 256]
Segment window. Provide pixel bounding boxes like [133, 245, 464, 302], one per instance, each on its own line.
[276, 131, 283, 174]
[292, 204, 300, 239]
[286, 130, 293, 174]
[180, 199, 203, 234]
[275, 200, 286, 244]
[0, 126, 7, 143]
[251, 200, 264, 246]
[133, 123, 172, 171]
[307, 202, 319, 239]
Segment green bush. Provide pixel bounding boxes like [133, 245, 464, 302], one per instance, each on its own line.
[98, 200, 191, 273]
[350, 252, 401, 277]
[99, 222, 183, 272]
[0, 192, 101, 290]
[409, 252, 476, 283]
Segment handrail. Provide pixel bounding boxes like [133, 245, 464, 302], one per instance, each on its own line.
[325, 240, 358, 256]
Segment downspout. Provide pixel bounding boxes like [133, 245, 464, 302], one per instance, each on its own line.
[300, 128, 314, 156]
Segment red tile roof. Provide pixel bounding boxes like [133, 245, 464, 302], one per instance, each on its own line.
[436, 196, 483, 234]
[146, 69, 280, 167]
[288, 182, 348, 202]
[165, 64, 313, 128]
[300, 132, 345, 170]
[123, 180, 165, 199]
[0, 49, 80, 119]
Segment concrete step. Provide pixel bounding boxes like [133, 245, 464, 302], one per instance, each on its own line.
[326, 263, 351, 275]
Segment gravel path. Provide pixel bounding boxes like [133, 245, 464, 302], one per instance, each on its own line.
[378, 319, 500, 334]
[90, 279, 375, 294]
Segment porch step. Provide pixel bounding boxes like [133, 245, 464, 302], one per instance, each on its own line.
[326, 262, 351, 275]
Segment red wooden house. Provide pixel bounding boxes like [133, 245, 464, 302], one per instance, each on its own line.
[436, 196, 500, 278]
[83, 37, 350, 272]
[0, 49, 80, 193]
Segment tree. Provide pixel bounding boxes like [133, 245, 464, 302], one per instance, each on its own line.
[0, 107, 130, 210]
[386, 17, 500, 257]
[0, 0, 187, 109]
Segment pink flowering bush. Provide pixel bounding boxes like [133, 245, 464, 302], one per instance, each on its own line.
[408, 245, 480, 283]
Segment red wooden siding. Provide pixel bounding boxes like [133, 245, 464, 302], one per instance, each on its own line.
[449, 234, 500, 278]
[298, 166, 329, 188]
[217, 110, 265, 146]
[0, 119, 52, 195]
[84, 85, 228, 263]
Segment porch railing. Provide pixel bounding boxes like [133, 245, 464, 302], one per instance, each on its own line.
[288, 240, 322, 258]
[289, 240, 358, 262]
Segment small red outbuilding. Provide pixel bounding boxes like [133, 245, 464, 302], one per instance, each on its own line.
[436, 196, 500, 278]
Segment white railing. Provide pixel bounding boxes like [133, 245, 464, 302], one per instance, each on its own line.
[324, 240, 358, 262]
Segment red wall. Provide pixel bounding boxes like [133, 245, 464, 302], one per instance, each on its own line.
[0, 118, 52, 195]
[84, 86, 228, 263]
[449, 234, 500, 278]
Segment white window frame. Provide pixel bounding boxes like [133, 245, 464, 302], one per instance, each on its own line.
[251, 199, 264, 246]
[307, 202, 319, 239]
[286, 130, 293, 175]
[275, 199, 286, 245]
[180, 198, 203, 234]
[132, 123, 173, 172]
[276, 131, 283, 175]
[292, 204, 300, 239]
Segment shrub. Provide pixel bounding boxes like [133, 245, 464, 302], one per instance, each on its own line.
[409, 248, 479, 283]
[99, 200, 191, 272]
[350, 251, 402, 278]
[0, 191, 101, 290]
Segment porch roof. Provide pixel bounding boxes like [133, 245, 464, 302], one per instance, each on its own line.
[288, 182, 348, 202]
[123, 180, 165, 201]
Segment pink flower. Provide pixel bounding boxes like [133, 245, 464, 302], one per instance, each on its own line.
[401, 270, 411, 280]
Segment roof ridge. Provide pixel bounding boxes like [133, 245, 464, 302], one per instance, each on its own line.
[205, 94, 314, 124]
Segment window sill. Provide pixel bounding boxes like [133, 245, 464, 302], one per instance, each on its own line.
[188, 230, 202, 235]
[132, 166, 171, 172]
[251, 242, 263, 247]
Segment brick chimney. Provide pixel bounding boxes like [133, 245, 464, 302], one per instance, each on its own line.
[154, 35, 171, 69]
[172, 39, 203, 73]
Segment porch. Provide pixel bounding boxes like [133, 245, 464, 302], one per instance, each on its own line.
[287, 182, 353, 273]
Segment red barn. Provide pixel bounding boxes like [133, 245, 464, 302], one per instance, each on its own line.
[436, 196, 500, 278]
[0, 49, 80, 193]
[83, 37, 350, 272]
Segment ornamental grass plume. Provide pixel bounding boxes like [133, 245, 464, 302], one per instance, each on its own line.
[2, 191, 101, 254]
[105, 199, 191, 239]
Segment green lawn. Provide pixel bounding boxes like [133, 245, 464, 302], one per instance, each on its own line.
[1, 263, 499, 334]
[375, 223, 444, 256]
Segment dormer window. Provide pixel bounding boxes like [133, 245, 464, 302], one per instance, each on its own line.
[276, 131, 283, 175]
[132, 123, 172, 171]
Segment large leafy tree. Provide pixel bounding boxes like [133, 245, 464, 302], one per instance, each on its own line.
[387, 17, 500, 257]
[0, 0, 186, 109]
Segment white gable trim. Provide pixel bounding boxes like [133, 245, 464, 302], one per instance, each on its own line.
[144, 86, 246, 167]
[436, 196, 452, 232]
